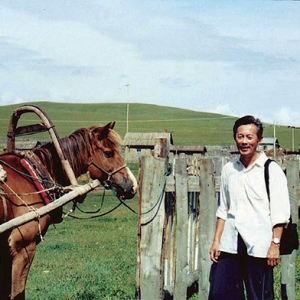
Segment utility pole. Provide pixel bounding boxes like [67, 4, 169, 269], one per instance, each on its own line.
[273, 122, 276, 158]
[125, 84, 130, 133]
[287, 126, 300, 152]
[288, 126, 295, 152]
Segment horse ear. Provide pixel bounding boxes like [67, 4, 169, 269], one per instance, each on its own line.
[108, 121, 115, 130]
[93, 121, 115, 140]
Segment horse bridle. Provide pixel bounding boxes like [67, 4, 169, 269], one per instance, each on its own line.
[87, 130, 127, 189]
[87, 160, 127, 188]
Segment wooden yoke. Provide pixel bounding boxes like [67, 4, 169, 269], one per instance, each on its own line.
[6, 105, 78, 186]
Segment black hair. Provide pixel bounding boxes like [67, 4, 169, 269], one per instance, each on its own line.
[233, 115, 263, 139]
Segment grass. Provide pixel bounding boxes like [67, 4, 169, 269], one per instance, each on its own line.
[26, 187, 140, 300]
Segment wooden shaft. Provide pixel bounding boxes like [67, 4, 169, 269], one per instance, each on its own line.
[0, 179, 100, 234]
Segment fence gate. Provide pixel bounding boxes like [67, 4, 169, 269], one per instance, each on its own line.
[136, 139, 220, 299]
[136, 139, 299, 300]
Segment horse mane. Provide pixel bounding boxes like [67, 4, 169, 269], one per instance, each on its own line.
[33, 125, 123, 184]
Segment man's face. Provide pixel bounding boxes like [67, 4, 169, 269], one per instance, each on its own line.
[234, 124, 262, 158]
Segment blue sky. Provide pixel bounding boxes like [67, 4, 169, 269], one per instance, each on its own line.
[1, 1, 300, 125]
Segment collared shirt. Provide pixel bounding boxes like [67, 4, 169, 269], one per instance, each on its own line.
[216, 152, 290, 258]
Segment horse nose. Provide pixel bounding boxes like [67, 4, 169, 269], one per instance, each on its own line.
[124, 186, 137, 199]
[132, 185, 137, 195]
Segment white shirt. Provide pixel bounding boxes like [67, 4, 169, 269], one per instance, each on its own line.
[216, 152, 290, 258]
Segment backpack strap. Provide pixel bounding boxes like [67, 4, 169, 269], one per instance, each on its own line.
[264, 159, 273, 201]
[264, 159, 292, 224]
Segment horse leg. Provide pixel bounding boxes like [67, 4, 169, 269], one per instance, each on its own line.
[10, 240, 37, 300]
[0, 241, 13, 299]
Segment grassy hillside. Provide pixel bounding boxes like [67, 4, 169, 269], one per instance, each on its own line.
[0, 101, 298, 149]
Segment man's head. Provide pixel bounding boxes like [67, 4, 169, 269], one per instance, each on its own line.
[233, 115, 263, 161]
[233, 115, 263, 139]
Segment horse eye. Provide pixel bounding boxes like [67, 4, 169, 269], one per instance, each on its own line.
[103, 151, 114, 158]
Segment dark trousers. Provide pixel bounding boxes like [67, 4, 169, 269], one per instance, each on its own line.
[209, 235, 274, 300]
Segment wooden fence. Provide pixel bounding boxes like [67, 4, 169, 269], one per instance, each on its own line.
[136, 138, 299, 300]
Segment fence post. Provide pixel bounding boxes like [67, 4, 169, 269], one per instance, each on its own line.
[198, 158, 218, 299]
[173, 157, 189, 300]
[136, 138, 168, 300]
[281, 159, 299, 300]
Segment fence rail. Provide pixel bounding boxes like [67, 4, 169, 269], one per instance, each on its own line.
[136, 138, 299, 300]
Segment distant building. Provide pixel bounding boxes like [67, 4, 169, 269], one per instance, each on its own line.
[3, 139, 48, 152]
[123, 132, 173, 162]
[170, 145, 207, 156]
[259, 137, 280, 151]
[123, 132, 206, 162]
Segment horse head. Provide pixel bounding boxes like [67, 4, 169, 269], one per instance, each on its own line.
[87, 122, 137, 200]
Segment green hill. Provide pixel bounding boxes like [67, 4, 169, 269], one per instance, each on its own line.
[0, 101, 297, 149]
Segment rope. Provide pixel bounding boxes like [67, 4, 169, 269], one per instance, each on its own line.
[3, 186, 58, 197]
[1, 180, 44, 241]
[63, 164, 172, 220]
[73, 189, 105, 214]
[113, 163, 172, 216]
[63, 202, 123, 219]
[111, 183, 164, 216]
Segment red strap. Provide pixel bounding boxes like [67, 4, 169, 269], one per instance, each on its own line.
[20, 159, 51, 204]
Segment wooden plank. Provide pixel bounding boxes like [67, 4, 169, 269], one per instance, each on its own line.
[281, 159, 298, 300]
[187, 192, 198, 273]
[173, 157, 189, 300]
[136, 139, 168, 300]
[163, 192, 176, 296]
[198, 158, 218, 300]
[187, 176, 201, 192]
[165, 175, 175, 192]
[153, 137, 169, 158]
[212, 156, 226, 195]
[15, 123, 47, 136]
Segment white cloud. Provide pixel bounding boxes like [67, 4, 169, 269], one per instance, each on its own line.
[0, 91, 24, 105]
[273, 107, 300, 126]
[212, 104, 234, 116]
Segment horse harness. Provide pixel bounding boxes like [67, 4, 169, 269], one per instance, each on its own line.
[86, 128, 127, 188]
[87, 159, 127, 189]
[0, 151, 128, 223]
[21, 152, 65, 203]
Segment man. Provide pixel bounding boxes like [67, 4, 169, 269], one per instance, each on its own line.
[209, 115, 290, 300]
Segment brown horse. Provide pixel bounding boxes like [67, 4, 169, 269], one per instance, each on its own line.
[0, 121, 137, 299]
